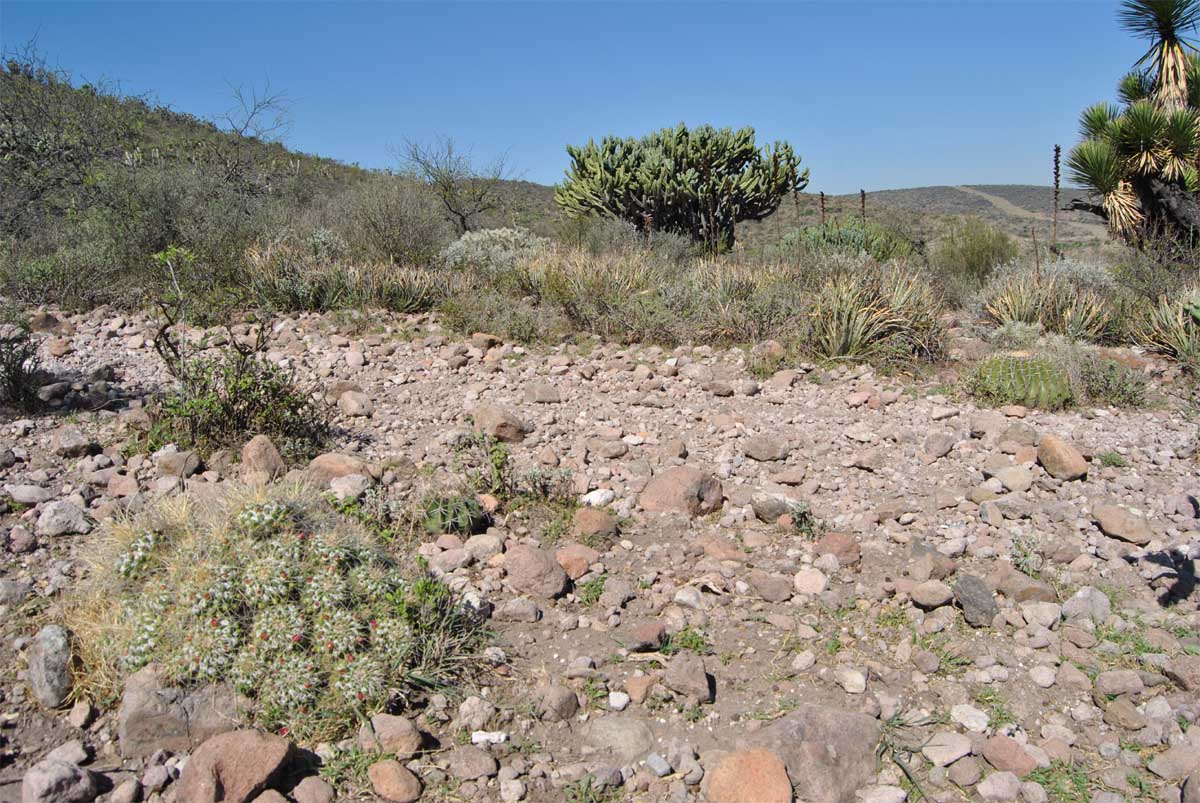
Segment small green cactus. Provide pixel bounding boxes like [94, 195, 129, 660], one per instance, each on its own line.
[1185, 295, 1200, 325]
[419, 493, 490, 535]
[968, 354, 1075, 410]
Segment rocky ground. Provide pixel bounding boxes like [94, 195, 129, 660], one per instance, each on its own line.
[2, 306, 1199, 803]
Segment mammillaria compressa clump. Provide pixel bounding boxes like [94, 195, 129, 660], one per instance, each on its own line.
[67, 484, 486, 740]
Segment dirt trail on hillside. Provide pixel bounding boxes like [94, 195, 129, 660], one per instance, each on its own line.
[954, 185, 1110, 243]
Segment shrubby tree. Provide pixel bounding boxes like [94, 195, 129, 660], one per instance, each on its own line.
[556, 123, 808, 253]
[402, 136, 511, 235]
[1068, 0, 1200, 239]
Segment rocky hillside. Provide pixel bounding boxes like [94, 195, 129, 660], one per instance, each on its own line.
[2, 306, 1198, 803]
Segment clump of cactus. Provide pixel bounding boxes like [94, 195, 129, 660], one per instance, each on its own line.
[418, 492, 490, 535]
[67, 486, 489, 742]
[1186, 295, 1200, 325]
[968, 354, 1076, 410]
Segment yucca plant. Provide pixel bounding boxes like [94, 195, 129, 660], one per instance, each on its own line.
[1069, 0, 1200, 239]
[1133, 285, 1200, 367]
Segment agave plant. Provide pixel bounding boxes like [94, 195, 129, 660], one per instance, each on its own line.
[1069, 0, 1200, 239]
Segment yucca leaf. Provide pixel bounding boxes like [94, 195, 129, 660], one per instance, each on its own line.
[1119, 70, 1157, 104]
[1080, 103, 1121, 140]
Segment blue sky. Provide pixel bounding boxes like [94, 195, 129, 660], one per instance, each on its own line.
[2, 0, 1139, 193]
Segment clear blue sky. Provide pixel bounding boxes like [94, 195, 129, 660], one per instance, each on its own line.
[1, 0, 1139, 193]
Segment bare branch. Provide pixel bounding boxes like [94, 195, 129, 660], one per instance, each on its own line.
[397, 136, 512, 234]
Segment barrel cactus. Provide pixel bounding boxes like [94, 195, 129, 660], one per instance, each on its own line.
[419, 493, 490, 535]
[968, 354, 1076, 410]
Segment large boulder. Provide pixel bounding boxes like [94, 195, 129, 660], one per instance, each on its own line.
[745, 704, 880, 803]
[241, 435, 286, 481]
[21, 760, 97, 803]
[1037, 435, 1088, 481]
[702, 748, 792, 803]
[1093, 503, 1154, 545]
[117, 665, 248, 758]
[503, 544, 568, 599]
[26, 625, 72, 708]
[175, 729, 294, 803]
[306, 453, 370, 488]
[471, 405, 530, 443]
[639, 466, 723, 516]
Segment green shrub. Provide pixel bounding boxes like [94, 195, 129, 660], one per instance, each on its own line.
[66, 486, 489, 741]
[322, 176, 452, 264]
[1076, 354, 1147, 407]
[144, 349, 330, 460]
[0, 313, 40, 410]
[784, 220, 917, 263]
[245, 241, 449, 314]
[930, 217, 1018, 295]
[968, 354, 1075, 410]
[441, 227, 549, 275]
[438, 289, 552, 343]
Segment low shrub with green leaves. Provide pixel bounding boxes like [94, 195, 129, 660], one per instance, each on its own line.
[0, 312, 41, 411]
[245, 241, 449, 314]
[440, 227, 550, 277]
[1075, 353, 1147, 408]
[782, 220, 917, 263]
[143, 347, 330, 461]
[968, 354, 1076, 410]
[930, 217, 1018, 302]
[67, 485, 490, 741]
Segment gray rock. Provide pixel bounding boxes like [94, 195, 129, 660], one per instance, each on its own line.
[50, 426, 92, 458]
[8, 484, 51, 505]
[1062, 586, 1111, 624]
[744, 434, 789, 462]
[37, 501, 91, 537]
[27, 625, 72, 708]
[746, 704, 880, 803]
[446, 745, 498, 780]
[663, 651, 713, 704]
[540, 685, 579, 722]
[0, 578, 33, 605]
[953, 574, 999, 627]
[583, 717, 655, 763]
[117, 664, 247, 758]
[21, 760, 97, 803]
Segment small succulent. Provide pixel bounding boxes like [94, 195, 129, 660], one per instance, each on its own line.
[235, 502, 292, 539]
[968, 354, 1075, 410]
[331, 653, 388, 707]
[419, 493, 490, 535]
[1185, 295, 1200, 325]
[116, 529, 163, 580]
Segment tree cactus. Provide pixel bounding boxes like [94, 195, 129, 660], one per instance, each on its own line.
[555, 123, 808, 253]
